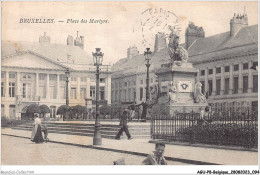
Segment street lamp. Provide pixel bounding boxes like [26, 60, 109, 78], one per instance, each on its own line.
[144, 48, 152, 121]
[65, 68, 70, 106]
[92, 48, 104, 145]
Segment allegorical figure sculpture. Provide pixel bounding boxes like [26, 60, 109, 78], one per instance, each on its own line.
[194, 82, 207, 104]
[168, 81, 178, 103]
[167, 27, 188, 65]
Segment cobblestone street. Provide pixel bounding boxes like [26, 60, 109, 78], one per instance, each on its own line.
[1, 135, 186, 165]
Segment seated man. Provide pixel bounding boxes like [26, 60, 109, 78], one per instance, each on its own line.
[142, 143, 168, 165]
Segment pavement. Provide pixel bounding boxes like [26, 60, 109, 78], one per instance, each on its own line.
[1, 128, 258, 165]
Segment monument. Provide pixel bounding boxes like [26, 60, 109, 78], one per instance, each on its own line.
[152, 29, 208, 114]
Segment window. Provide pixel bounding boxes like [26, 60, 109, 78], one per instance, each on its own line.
[1, 72, 5, 79]
[253, 75, 258, 92]
[216, 79, 221, 95]
[200, 70, 205, 76]
[100, 78, 105, 83]
[59, 75, 66, 81]
[216, 67, 221, 74]
[1, 82, 4, 97]
[9, 82, 15, 97]
[125, 82, 127, 86]
[49, 75, 56, 81]
[70, 87, 76, 99]
[243, 76, 248, 93]
[234, 64, 239, 71]
[140, 80, 143, 85]
[50, 86, 56, 99]
[9, 73, 16, 79]
[243, 63, 248, 70]
[201, 81, 205, 94]
[133, 81, 136, 85]
[208, 80, 212, 96]
[233, 77, 238, 94]
[151, 78, 153, 83]
[39, 74, 46, 80]
[80, 88, 86, 99]
[90, 86, 95, 98]
[128, 89, 131, 102]
[224, 78, 229, 94]
[71, 77, 76, 81]
[225, 66, 230, 72]
[140, 87, 143, 101]
[253, 61, 258, 68]
[39, 85, 46, 98]
[208, 69, 213, 75]
[9, 105, 15, 119]
[81, 77, 87, 82]
[1, 104, 4, 117]
[60, 86, 65, 99]
[133, 89, 136, 101]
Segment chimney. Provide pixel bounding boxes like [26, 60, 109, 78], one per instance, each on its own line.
[39, 32, 51, 44]
[67, 35, 74, 46]
[230, 13, 248, 37]
[185, 22, 205, 50]
[154, 32, 166, 52]
[127, 45, 139, 59]
[74, 31, 84, 49]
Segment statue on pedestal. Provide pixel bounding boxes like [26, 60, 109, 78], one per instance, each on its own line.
[167, 27, 188, 66]
[194, 82, 207, 104]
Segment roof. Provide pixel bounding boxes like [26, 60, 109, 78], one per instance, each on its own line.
[112, 24, 258, 75]
[188, 24, 258, 57]
[112, 48, 171, 76]
[2, 40, 92, 65]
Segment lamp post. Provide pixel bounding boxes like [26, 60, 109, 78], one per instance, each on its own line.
[65, 68, 70, 106]
[144, 48, 152, 121]
[92, 48, 104, 145]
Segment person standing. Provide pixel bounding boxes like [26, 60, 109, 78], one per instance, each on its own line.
[142, 143, 168, 165]
[31, 114, 44, 143]
[115, 110, 132, 140]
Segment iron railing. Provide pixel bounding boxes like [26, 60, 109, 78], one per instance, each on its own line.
[151, 107, 258, 148]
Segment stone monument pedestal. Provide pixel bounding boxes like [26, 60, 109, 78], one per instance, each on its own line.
[153, 61, 208, 114]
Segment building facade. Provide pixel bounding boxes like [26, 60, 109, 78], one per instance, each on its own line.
[111, 13, 258, 110]
[1, 32, 111, 119]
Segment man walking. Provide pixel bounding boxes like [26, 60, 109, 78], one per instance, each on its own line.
[115, 110, 132, 140]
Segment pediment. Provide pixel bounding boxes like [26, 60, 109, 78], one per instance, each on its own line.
[2, 52, 65, 70]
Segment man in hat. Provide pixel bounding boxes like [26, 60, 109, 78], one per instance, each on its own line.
[115, 110, 132, 140]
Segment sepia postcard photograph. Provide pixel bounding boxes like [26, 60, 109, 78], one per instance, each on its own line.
[0, 1, 259, 174]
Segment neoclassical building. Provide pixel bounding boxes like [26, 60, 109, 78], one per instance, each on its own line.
[111, 13, 258, 110]
[1, 32, 111, 119]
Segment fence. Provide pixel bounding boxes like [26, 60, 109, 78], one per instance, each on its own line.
[151, 107, 258, 148]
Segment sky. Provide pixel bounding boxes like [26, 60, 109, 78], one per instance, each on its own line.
[2, 1, 258, 65]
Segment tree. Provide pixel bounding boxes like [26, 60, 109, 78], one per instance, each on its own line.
[57, 105, 71, 121]
[26, 104, 40, 119]
[39, 105, 50, 118]
[71, 105, 85, 119]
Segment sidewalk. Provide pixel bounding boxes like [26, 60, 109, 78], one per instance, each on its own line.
[1, 128, 258, 165]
